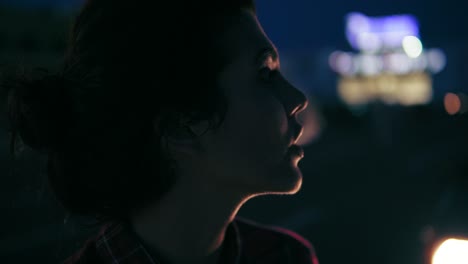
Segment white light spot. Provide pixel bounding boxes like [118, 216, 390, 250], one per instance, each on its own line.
[402, 36, 423, 58]
[432, 238, 468, 264]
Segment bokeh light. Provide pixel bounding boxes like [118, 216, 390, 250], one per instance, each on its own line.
[402, 36, 423, 58]
[444, 93, 461, 115]
[346, 12, 419, 52]
[432, 238, 468, 264]
[329, 51, 355, 76]
[427, 49, 447, 73]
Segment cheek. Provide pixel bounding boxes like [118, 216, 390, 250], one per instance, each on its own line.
[208, 77, 290, 178]
[254, 99, 288, 148]
[229, 92, 288, 162]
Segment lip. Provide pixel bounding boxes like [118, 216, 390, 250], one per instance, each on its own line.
[287, 144, 304, 158]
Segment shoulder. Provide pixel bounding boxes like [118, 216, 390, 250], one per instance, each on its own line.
[234, 216, 319, 264]
[61, 237, 101, 264]
[61, 222, 114, 264]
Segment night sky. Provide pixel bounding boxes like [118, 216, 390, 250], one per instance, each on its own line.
[3, 0, 468, 50]
[256, 0, 468, 51]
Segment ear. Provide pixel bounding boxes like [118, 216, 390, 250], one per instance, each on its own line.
[156, 117, 211, 157]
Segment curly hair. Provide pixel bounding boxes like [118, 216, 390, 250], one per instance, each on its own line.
[3, 0, 255, 224]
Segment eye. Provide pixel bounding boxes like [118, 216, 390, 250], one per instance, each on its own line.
[259, 67, 280, 82]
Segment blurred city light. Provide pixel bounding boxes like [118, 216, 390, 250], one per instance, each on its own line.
[338, 73, 432, 106]
[402, 36, 423, 58]
[346, 12, 419, 52]
[432, 238, 468, 264]
[427, 49, 447, 74]
[329, 51, 355, 76]
[444, 93, 461, 115]
[330, 12, 446, 107]
[444, 93, 468, 115]
[328, 49, 446, 77]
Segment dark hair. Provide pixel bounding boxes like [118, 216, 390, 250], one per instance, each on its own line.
[4, 0, 255, 224]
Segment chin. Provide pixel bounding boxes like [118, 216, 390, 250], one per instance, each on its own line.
[263, 167, 303, 195]
[243, 161, 304, 196]
[280, 173, 303, 194]
[287, 176, 303, 194]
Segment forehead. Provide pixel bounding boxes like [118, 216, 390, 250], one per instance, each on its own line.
[221, 10, 276, 64]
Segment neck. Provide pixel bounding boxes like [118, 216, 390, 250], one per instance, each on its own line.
[129, 178, 250, 264]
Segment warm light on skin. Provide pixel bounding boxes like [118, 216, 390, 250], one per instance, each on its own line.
[403, 36, 423, 58]
[444, 93, 461, 115]
[432, 238, 468, 264]
[263, 53, 280, 70]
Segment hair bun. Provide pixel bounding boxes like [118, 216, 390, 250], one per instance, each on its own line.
[6, 68, 73, 152]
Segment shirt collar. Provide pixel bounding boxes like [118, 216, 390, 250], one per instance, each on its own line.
[94, 219, 242, 264]
[219, 219, 242, 264]
[95, 221, 158, 264]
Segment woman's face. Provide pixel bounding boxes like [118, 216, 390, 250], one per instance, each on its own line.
[193, 10, 309, 195]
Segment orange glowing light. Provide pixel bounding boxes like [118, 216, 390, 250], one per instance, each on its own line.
[444, 93, 461, 115]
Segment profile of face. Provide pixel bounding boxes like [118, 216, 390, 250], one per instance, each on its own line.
[178, 9, 309, 196]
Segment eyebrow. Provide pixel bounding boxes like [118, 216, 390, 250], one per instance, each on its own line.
[255, 47, 279, 68]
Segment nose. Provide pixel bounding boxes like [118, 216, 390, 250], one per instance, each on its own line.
[281, 81, 309, 144]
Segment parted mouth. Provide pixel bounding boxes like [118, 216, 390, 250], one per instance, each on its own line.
[288, 121, 304, 146]
[285, 115, 305, 158]
[287, 144, 304, 158]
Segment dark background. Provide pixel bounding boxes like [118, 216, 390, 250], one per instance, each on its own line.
[1, 0, 468, 263]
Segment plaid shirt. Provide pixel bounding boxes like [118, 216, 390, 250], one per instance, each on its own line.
[63, 216, 319, 264]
